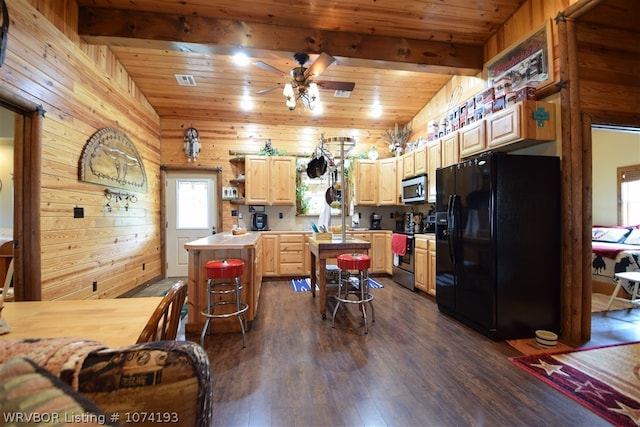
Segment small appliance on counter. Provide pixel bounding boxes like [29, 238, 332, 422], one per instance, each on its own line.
[422, 215, 436, 233]
[370, 213, 382, 230]
[251, 213, 269, 231]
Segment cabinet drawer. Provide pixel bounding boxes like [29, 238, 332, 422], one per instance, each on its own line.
[280, 263, 304, 275]
[280, 251, 303, 263]
[415, 237, 428, 250]
[279, 234, 302, 243]
[280, 242, 303, 252]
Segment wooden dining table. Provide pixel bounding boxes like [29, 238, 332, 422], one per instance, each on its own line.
[308, 236, 371, 318]
[0, 297, 162, 348]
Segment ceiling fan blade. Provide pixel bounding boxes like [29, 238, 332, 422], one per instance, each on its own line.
[256, 86, 281, 95]
[304, 52, 336, 79]
[253, 61, 289, 78]
[315, 81, 356, 92]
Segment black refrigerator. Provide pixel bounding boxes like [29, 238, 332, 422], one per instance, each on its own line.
[435, 152, 560, 340]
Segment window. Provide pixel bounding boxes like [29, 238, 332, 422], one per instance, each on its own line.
[176, 179, 210, 229]
[618, 164, 640, 226]
[296, 158, 343, 216]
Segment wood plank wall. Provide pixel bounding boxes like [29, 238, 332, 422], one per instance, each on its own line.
[0, 0, 162, 300]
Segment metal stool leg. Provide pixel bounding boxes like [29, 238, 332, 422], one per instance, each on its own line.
[200, 278, 213, 346]
[235, 276, 247, 348]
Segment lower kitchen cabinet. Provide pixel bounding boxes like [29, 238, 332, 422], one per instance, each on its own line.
[415, 235, 436, 296]
[427, 238, 436, 296]
[279, 234, 305, 276]
[261, 234, 278, 276]
[414, 236, 428, 293]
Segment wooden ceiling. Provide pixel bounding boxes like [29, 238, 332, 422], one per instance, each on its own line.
[76, 0, 528, 130]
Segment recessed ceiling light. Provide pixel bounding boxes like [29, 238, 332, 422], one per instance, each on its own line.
[369, 104, 383, 118]
[233, 52, 250, 65]
[240, 97, 254, 111]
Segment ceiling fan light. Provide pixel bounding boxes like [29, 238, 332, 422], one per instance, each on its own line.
[283, 83, 294, 98]
[308, 82, 319, 100]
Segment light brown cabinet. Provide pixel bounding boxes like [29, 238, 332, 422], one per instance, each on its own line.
[245, 156, 296, 205]
[261, 234, 278, 276]
[402, 151, 415, 179]
[427, 239, 436, 296]
[459, 119, 486, 158]
[354, 159, 378, 206]
[414, 236, 428, 293]
[262, 233, 306, 277]
[487, 101, 556, 149]
[441, 132, 459, 167]
[378, 157, 398, 205]
[427, 142, 441, 202]
[413, 146, 427, 177]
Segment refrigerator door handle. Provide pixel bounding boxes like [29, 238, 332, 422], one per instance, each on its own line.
[447, 194, 456, 263]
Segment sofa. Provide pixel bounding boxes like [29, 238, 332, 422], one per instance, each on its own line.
[0, 338, 212, 426]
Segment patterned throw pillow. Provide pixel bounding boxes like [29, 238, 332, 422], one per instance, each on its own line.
[592, 227, 632, 243]
[0, 357, 115, 426]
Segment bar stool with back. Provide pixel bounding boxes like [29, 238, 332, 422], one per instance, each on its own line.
[200, 259, 248, 348]
[332, 253, 375, 334]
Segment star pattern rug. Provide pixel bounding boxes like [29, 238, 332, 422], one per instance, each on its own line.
[510, 342, 640, 426]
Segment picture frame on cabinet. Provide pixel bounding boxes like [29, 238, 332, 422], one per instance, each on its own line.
[484, 19, 554, 93]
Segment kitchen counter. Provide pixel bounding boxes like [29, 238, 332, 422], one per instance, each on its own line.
[184, 231, 260, 250]
[184, 232, 262, 336]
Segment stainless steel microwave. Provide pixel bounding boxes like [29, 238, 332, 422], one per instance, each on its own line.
[401, 174, 427, 204]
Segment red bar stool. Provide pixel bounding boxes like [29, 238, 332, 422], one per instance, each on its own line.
[200, 259, 248, 348]
[332, 253, 375, 334]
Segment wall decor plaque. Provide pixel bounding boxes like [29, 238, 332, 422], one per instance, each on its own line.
[79, 128, 148, 193]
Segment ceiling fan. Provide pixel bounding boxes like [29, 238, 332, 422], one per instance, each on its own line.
[254, 52, 356, 110]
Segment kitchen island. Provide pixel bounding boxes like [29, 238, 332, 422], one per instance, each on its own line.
[184, 232, 262, 336]
[308, 235, 371, 318]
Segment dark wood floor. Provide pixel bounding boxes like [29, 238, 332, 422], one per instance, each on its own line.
[184, 276, 633, 426]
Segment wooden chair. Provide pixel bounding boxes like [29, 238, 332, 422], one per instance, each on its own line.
[137, 280, 187, 343]
[1, 258, 14, 302]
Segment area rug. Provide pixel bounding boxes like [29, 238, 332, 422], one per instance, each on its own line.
[510, 342, 640, 426]
[291, 277, 384, 292]
[592, 292, 635, 313]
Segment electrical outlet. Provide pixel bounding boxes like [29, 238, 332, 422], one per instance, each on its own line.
[142, 263, 145, 271]
[279, 212, 283, 219]
[238, 212, 243, 219]
[92, 281, 97, 292]
[74, 207, 84, 218]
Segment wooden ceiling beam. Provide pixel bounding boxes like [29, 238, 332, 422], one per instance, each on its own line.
[77, 7, 483, 76]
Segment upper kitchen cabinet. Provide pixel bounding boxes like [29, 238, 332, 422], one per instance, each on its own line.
[354, 159, 378, 206]
[402, 151, 415, 179]
[354, 158, 397, 206]
[487, 101, 556, 149]
[441, 132, 460, 167]
[459, 119, 487, 158]
[378, 157, 398, 206]
[427, 142, 441, 202]
[245, 156, 296, 205]
[413, 145, 428, 177]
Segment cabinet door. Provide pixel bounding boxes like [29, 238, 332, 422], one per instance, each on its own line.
[427, 142, 441, 202]
[378, 158, 397, 205]
[487, 103, 521, 148]
[245, 156, 270, 205]
[427, 240, 436, 296]
[261, 234, 278, 276]
[270, 157, 296, 205]
[415, 247, 427, 292]
[441, 132, 459, 167]
[371, 233, 387, 273]
[459, 120, 486, 158]
[354, 160, 377, 205]
[413, 146, 427, 176]
[402, 151, 415, 179]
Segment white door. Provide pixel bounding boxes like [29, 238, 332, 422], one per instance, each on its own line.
[166, 171, 218, 276]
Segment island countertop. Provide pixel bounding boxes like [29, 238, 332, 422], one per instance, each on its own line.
[184, 231, 261, 250]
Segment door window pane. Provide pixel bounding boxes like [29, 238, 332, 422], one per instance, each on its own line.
[177, 180, 209, 229]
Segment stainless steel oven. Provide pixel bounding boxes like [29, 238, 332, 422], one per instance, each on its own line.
[392, 232, 415, 291]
